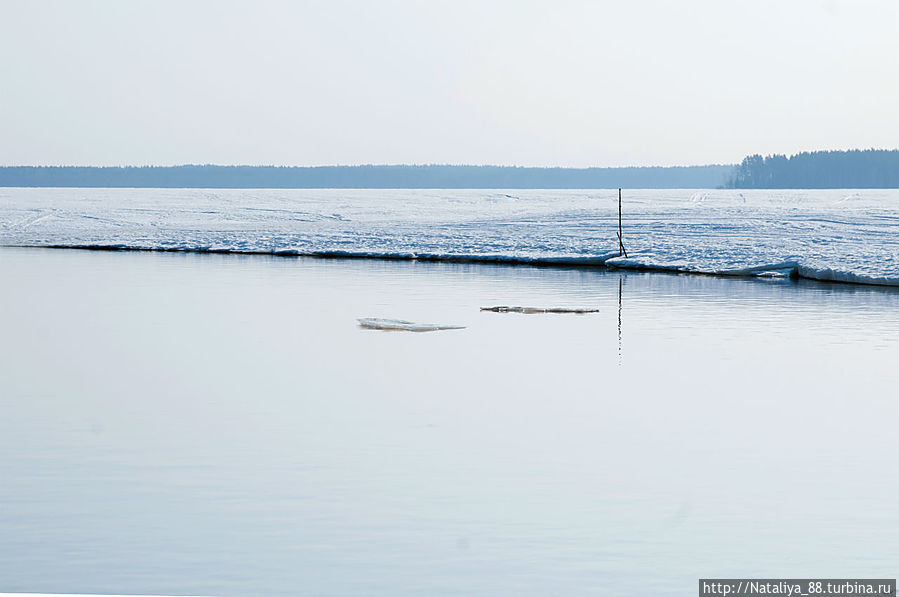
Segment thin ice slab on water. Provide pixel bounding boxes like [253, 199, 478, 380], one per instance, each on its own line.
[357, 317, 466, 332]
[480, 306, 599, 314]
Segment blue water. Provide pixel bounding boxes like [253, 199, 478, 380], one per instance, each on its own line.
[2, 247, 898, 596]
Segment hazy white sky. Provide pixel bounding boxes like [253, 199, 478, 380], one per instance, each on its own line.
[1, 0, 897, 167]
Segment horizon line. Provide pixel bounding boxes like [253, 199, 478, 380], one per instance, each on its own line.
[5, 147, 898, 170]
[1, 163, 736, 169]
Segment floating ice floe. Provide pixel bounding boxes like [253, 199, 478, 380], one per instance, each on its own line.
[357, 318, 465, 332]
[480, 306, 599, 314]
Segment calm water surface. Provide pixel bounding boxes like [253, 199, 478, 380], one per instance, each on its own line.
[1, 247, 898, 596]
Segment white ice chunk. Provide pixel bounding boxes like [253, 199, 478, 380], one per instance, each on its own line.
[357, 318, 465, 332]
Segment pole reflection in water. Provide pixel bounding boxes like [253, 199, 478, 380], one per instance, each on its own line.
[618, 275, 623, 365]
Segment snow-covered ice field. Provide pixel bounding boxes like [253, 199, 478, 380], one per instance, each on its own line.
[3, 188, 899, 285]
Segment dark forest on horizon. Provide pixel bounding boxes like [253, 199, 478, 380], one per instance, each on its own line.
[725, 149, 899, 188]
[1, 150, 897, 188]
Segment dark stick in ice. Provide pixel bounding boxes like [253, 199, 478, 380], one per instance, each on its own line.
[618, 188, 629, 259]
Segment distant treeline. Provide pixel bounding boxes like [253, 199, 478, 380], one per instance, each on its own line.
[6, 152, 897, 188]
[0, 164, 732, 189]
[726, 149, 899, 188]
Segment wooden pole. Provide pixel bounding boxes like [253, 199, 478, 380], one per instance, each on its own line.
[617, 188, 629, 259]
[618, 188, 622, 256]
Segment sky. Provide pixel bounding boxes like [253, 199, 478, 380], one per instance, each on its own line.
[1, 0, 898, 167]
